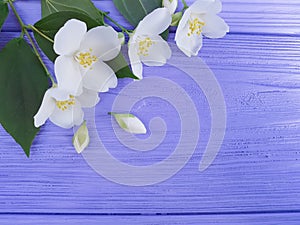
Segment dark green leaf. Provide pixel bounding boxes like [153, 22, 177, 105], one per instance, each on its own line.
[160, 29, 169, 41]
[113, 0, 162, 27]
[41, 0, 104, 24]
[0, 38, 49, 156]
[34, 11, 101, 61]
[106, 52, 139, 79]
[113, 0, 169, 39]
[0, 1, 9, 30]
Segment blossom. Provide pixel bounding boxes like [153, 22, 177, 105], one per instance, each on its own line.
[73, 121, 89, 154]
[111, 113, 147, 134]
[54, 19, 121, 95]
[128, 8, 172, 79]
[34, 87, 99, 129]
[175, 0, 229, 57]
[163, 0, 178, 14]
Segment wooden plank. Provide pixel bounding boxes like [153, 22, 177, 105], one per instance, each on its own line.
[2, 0, 300, 35]
[0, 31, 300, 214]
[0, 213, 300, 225]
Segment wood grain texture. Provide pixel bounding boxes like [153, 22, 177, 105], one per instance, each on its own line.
[0, 213, 300, 225]
[0, 32, 300, 214]
[2, 0, 300, 35]
[0, 0, 300, 224]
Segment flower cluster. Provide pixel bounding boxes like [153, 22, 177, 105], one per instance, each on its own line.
[34, 19, 121, 129]
[31, 0, 228, 153]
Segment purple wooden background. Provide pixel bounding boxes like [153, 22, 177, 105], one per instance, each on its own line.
[1, 0, 300, 224]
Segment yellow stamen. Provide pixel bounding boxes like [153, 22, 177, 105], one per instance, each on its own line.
[188, 18, 205, 37]
[138, 37, 155, 56]
[76, 49, 98, 68]
[56, 95, 75, 111]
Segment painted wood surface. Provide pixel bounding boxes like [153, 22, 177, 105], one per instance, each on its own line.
[0, 213, 300, 225]
[0, 0, 300, 224]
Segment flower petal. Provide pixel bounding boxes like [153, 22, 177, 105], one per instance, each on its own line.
[140, 35, 171, 66]
[50, 99, 84, 129]
[175, 7, 191, 42]
[135, 8, 172, 35]
[211, 0, 222, 14]
[54, 19, 87, 56]
[83, 61, 117, 92]
[55, 56, 83, 96]
[33, 89, 56, 128]
[77, 88, 100, 108]
[190, 0, 216, 13]
[202, 13, 229, 38]
[80, 26, 121, 61]
[163, 0, 178, 14]
[176, 25, 203, 57]
[128, 41, 143, 79]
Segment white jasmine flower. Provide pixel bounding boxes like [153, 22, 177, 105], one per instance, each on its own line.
[34, 87, 99, 129]
[111, 113, 147, 134]
[128, 8, 172, 79]
[163, 0, 178, 14]
[54, 19, 121, 95]
[73, 121, 90, 154]
[175, 0, 229, 57]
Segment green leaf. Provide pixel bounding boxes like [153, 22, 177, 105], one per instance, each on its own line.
[0, 1, 9, 31]
[113, 0, 162, 27]
[112, 0, 169, 39]
[34, 11, 101, 61]
[0, 38, 49, 156]
[106, 52, 139, 79]
[160, 29, 169, 41]
[41, 0, 104, 24]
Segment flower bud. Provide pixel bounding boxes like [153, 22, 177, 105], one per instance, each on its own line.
[171, 12, 183, 26]
[73, 121, 89, 153]
[118, 32, 125, 45]
[110, 113, 147, 134]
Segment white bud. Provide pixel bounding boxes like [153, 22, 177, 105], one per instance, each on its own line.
[72, 121, 89, 154]
[163, 0, 178, 14]
[110, 113, 147, 134]
[118, 32, 125, 45]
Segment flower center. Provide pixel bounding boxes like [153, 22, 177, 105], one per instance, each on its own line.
[76, 49, 98, 68]
[56, 95, 75, 111]
[138, 37, 155, 56]
[188, 18, 205, 36]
